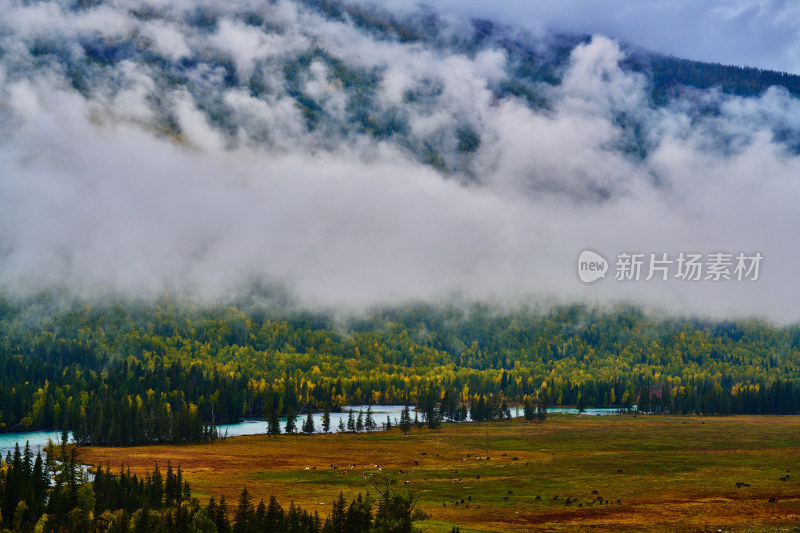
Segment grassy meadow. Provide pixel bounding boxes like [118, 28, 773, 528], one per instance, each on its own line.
[77, 414, 800, 532]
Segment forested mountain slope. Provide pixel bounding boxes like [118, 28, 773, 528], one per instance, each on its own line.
[1, 292, 798, 444]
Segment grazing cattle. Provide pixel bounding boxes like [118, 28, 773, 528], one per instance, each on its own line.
[421, 452, 427, 456]
[553, 496, 558, 500]
[616, 499, 621, 504]
[525, 462, 529, 466]
[414, 460, 419, 466]
[617, 469, 623, 474]
[468, 496, 471, 501]
[591, 490, 598, 495]
[769, 498, 778, 502]
[578, 503, 582, 507]
[460, 499, 464, 503]
[403, 480, 410, 485]
[507, 491, 514, 495]
[534, 496, 541, 501]
[476, 475, 481, 479]
[502, 496, 509, 501]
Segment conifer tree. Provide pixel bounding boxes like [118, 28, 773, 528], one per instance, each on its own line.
[322, 407, 331, 434]
[302, 410, 315, 434]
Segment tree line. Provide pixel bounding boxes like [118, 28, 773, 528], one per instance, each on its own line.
[1, 294, 799, 444]
[0, 435, 424, 532]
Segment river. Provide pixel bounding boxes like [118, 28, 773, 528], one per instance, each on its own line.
[0, 405, 625, 457]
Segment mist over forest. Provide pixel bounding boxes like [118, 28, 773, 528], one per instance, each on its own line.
[1, 0, 799, 322]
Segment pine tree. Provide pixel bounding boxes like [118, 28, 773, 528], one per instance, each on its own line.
[356, 410, 364, 432]
[206, 497, 218, 533]
[176, 465, 184, 503]
[23, 441, 33, 480]
[284, 408, 297, 434]
[216, 495, 231, 533]
[365, 405, 376, 432]
[255, 499, 267, 531]
[133, 498, 150, 533]
[32, 452, 48, 513]
[523, 398, 534, 421]
[347, 410, 355, 432]
[370, 476, 418, 533]
[577, 393, 587, 413]
[327, 492, 347, 533]
[344, 492, 373, 533]
[267, 407, 281, 438]
[165, 462, 176, 507]
[338, 417, 345, 432]
[233, 486, 254, 533]
[428, 410, 441, 430]
[500, 400, 511, 419]
[322, 407, 331, 434]
[399, 405, 411, 435]
[264, 495, 284, 533]
[302, 410, 315, 434]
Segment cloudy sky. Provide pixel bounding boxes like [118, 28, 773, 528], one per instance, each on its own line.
[0, 0, 799, 322]
[385, 0, 800, 74]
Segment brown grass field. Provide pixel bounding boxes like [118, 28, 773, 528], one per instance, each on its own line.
[78, 414, 800, 532]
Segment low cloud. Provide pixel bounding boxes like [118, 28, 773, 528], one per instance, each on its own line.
[0, 0, 798, 322]
[375, 0, 800, 75]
